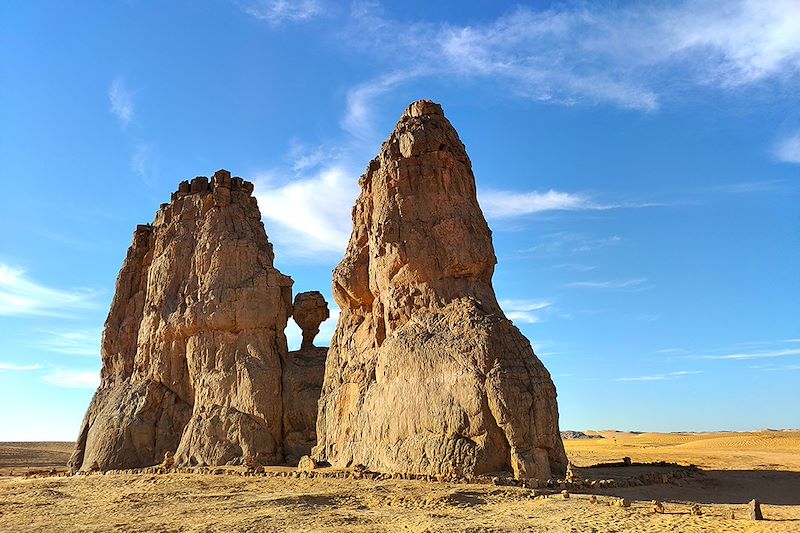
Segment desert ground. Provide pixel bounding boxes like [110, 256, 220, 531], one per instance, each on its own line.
[0, 431, 798, 532]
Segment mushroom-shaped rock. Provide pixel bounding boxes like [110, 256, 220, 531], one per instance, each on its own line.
[293, 291, 330, 349]
[281, 292, 330, 465]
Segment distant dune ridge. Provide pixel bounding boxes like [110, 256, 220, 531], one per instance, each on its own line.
[561, 431, 604, 440]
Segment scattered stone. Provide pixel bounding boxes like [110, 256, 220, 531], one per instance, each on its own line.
[312, 101, 567, 481]
[622, 457, 632, 466]
[243, 455, 258, 470]
[653, 500, 664, 514]
[690, 504, 702, 516]
[561, 490, 570, 499]
[614, 498, 631, 508]
[589, 495, 598, 504]
[565, 462, 582, 484]
[161, 451, 175, 470]
[297, 455, 317, 472]
[749, 499, 763, 520]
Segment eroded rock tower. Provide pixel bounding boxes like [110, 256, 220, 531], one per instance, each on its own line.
[70, 170, 326, 471]
[312, 101, 567, 479]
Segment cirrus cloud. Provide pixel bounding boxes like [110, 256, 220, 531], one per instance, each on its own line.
[0, 264, 100, 318]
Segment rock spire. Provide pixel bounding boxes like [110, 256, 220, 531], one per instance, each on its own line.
[70, 170, 307, 470]
[312, 101, 567, 479]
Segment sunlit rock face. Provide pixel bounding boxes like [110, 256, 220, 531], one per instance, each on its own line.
[313, 101, 567, 480]
[70, 171, 299, 471]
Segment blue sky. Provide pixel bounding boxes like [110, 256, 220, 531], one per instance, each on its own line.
[1, 0, 798, 440]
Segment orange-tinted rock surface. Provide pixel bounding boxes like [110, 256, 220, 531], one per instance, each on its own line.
[70, 171, 296, 470]
[312, 101, 567, 479]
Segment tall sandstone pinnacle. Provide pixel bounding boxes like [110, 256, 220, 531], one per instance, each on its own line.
[313, 100, 568, 479]
[70, 170, 299, 471]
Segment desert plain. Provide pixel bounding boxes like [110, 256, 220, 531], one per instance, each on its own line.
[1, 430, 798, 532]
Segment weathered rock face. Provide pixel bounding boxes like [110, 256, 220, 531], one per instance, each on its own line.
[281, 292, 330, 464]
[313, 100, 567, 479]
[70, 170, 295, 471]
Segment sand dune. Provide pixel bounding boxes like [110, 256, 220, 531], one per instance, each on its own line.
[0, 442, 73, 475]
[564, 430, 800, 471]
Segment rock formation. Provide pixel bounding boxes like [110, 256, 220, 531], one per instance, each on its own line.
[281, 292, 329, 464]
[292, 291, 330, 351]
[313, 100, 567, 480]
[70, 170, 301, 471]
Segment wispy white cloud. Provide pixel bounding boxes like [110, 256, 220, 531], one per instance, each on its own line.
[617, 370, 703, 382]
[570, 236, 622, 253]
[478, 189, 616, 219]
[552, 264, 597, 272]
[341, 70, 418, 140]
[346, 1, 800, 113]
[109, 78, 134, 127]
[699, 348, 800, 360]
[243, 0, 322, 25]
[42, 369, 100, 389]
[658, 1, 800, 87]
[565, 278, 649, 289]
[617, 375, 668, 382]
[499, 299, 551, 324]
[287, 140, 338, 173]
[711, 180, 786, 193]
[750, 363, 800, 371]
[0, 264, 100, 318]
[774, 132, 800, 163]
[520, 233, 623, 255]
[0, 362, 43, 372]
[130, 142, 152, 178]
[254, 165, 358, 256]
[37, 329, 100, 357]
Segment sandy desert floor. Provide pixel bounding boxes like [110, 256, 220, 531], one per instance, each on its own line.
[0, 431, 798, 532]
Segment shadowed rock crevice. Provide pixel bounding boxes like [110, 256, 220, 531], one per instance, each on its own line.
[313, 100, 567, 479]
